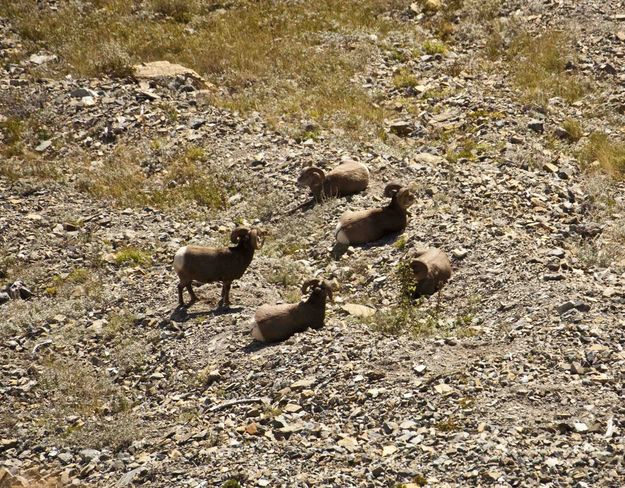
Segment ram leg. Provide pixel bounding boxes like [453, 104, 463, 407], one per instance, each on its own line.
[177, 283, 185, 306]
[186, 283, 197, 306]
[218, 281, 232, 309]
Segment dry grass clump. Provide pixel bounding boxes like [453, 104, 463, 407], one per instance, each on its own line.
[421, 0, 501, 43]
[150, 0, 199, 23]
[114, 247, 152, 267]
[560, 119, 583, 143]
[265, 260, 307, 288]
[36, 356, 140, 450]
[575, 174, 625, 269]
[45, 267, 103, 299]
[0, 90, 60, 180]
[1, 0, 409, 136]
[392, 69, 420, 90]
[422, 40, 448, 55]
[578, 133, 625, 177]
[76, 145, 231, 211]
[507, 30, 591, 105]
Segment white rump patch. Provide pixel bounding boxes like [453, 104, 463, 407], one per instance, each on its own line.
[173, 246, 187, 274]
[363, 164, 370, 177]
[335, 222, 349, 244]
[251, 320, 265, 342]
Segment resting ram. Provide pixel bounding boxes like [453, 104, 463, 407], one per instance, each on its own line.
[297, 159, 369, 202]
[335, 182, 415, 246]
[173, 226, 263, 308]
[405, 247, 452, 297]
[251, 279, 333, 342]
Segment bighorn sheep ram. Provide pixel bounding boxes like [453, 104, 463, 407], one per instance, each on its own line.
[173, 226, 263, 308]
[407, 247, 452, 297]
[251, 279, 333, 342]
[335, 182, 415, 246]
[297, 160, 369, 201]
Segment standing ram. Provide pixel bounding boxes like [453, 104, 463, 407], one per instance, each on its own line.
[173, 226, 263, 308]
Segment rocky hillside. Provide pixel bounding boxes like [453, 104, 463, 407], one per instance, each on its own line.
[1, 1, 625, 487]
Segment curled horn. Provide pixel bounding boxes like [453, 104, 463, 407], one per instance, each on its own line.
[230, 226, 250, 244]
[301, 279, 320, 294]
[298, 167, 325, 186]
[321, 280, 334, 302]
[410, 259, 429, 281]
[383, 182, 403, 198]
[397, 187, 415, 209]
[250, 228, 264, 249]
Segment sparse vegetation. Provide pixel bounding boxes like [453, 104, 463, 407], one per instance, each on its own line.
[150, 0, 198, 23]
[578, 133, 625, 177]
[265, 260, 306, 288]
[0, 0, 416, 137]
[114, 247, 152, 266]
[435, 417, 460, 432]
[446, 138, 489, 163]
[45, 267, 102, 298]
[76, 145, 231, 211]
[104, 311, 137, 340]
[560, 119, 583, 143]
[393, 69, 420, 89]
[507, 30, 591, 105]
[423, 40, 448, 55]
[36, 356, 137, 450]
[2, 0, 624, 485]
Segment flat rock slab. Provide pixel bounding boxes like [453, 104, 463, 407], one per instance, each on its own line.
[132, 61, 214, 89]
[412, 153, 445, 165]
[341, 303, 376, 318]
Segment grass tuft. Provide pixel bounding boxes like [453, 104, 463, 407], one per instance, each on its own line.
[392, 69, 419, 89]
[114, 247, 151, 266]
[560, 119, 583, 143]
[578, 133, 625, 177]
[423, 39, 448, 55]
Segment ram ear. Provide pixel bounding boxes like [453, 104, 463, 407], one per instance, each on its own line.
[383, 182, 402, 197]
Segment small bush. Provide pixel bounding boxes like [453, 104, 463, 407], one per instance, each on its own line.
[90, 40, 133, 78]
[423, 40, 447, 55]
[114, 247, 151, 266]
[368, 300, 443, 338]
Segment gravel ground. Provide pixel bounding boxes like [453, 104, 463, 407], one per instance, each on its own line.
[1, 1, 625, 486]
